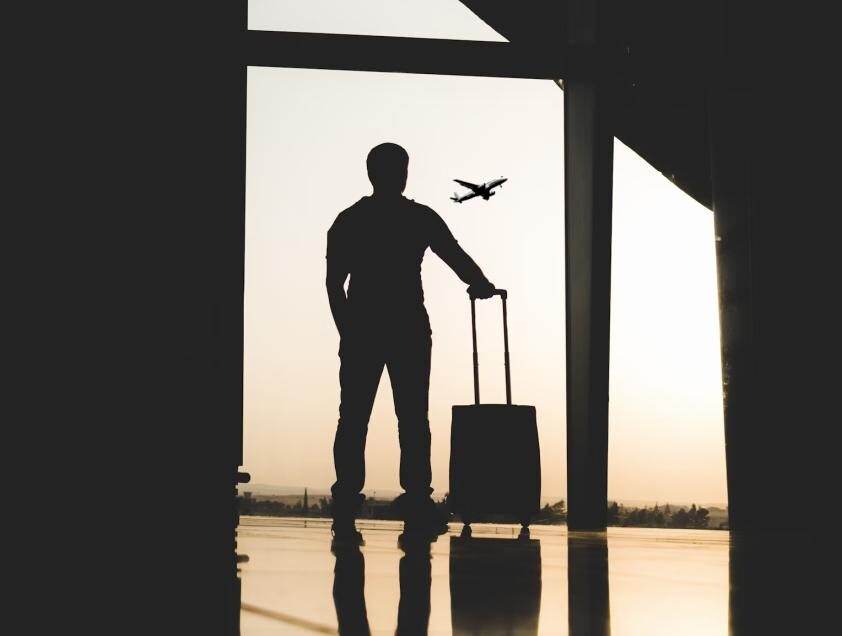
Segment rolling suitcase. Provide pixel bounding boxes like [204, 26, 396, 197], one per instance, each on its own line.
[449, 289, 541, 528]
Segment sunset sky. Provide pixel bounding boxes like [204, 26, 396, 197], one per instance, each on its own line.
[243, 1, 727, 505]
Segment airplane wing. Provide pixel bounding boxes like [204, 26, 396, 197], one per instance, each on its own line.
[454, 179, 481, 191]
[454, 191, 480, 202]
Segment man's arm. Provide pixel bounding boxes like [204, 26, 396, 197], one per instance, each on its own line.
[428, 210, 495, 297]
[326, 226, 350, 336]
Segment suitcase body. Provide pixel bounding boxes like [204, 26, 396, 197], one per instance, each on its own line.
[449, 290, 541, 525]
[450, 404, 541, 521]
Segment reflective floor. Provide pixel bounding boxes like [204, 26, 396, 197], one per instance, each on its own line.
[238, 517, 756, 635]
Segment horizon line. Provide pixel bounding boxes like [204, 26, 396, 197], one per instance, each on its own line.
[237, 483, 729, 507]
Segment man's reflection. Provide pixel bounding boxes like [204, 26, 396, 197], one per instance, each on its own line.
[396, 533, 434, 636]
[332, 534, 435, 636]
[332, 543, 371, 636]
[449, 534, 542, 635]
[567, 531, 610, 636]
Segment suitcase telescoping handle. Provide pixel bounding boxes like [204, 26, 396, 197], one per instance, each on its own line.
[469, 288, 511, 406]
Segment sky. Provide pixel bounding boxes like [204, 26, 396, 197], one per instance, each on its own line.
[243, 1, 727, 505]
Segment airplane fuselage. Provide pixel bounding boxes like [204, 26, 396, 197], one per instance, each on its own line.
[451, 176, 508, 203]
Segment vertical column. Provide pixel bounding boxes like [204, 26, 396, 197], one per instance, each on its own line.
[706, 0, 834, 537]
[565, 0, 615, 531]
[714, 4, 834, 630]
[707, 87, 775, 533]
[181, 2, 248, 631]
[708, 83, 824, 533]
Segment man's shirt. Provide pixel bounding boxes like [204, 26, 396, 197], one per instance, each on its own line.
[327, 195, 489, 332]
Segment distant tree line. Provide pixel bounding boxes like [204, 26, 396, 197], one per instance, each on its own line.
[607, 502, 713, 529]
[238, 494, 721, 529]
[237, 494, 448, 521]
[238, 495, 331, 518]
[532, 499, 567, 524]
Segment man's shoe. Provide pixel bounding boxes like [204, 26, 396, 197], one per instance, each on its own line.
[393, 494, 451, 533]
[403, 514, 449, 539]
[331, 521, 364, 552]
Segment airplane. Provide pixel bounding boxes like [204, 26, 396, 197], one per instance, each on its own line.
[450, 177, 508, 203]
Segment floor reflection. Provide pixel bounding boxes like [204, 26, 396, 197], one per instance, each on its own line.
[332, 543, 370, 636]
[239, 520, 738, 635]
[729, 532, 825, 636]
[568, 532, 610, 636]
[396, 534, 434, 635]
[333, 533, 436, 636]
[449, 534, 542, 635]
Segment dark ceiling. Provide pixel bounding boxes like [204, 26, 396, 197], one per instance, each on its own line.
[460, 1, 730, 210]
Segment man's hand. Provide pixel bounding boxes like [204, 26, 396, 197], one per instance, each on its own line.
[467, 280, 496, 299]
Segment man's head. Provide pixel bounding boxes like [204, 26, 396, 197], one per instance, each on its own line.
[367, 143, 409, 195]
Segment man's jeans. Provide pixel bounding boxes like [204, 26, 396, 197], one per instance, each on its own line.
[331, 328, 433, 520]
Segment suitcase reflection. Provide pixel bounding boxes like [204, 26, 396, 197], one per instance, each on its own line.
[449, 535, 542, 636]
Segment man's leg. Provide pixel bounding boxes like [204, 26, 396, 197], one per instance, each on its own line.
[331, 339, 384, 528]
[387, 332, 437, 525]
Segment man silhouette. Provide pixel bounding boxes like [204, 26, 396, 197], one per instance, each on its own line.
[326, 142, 495, 544]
